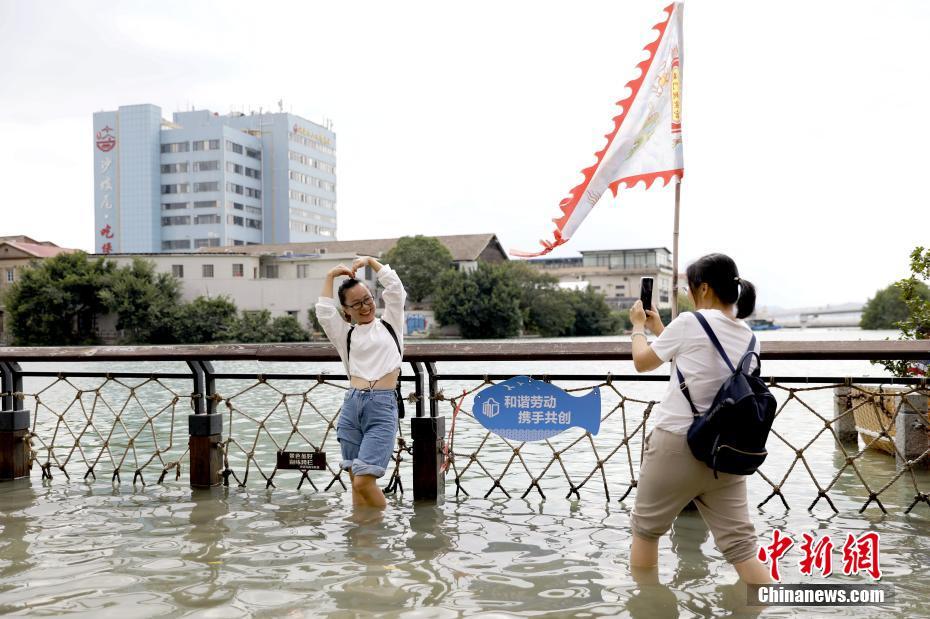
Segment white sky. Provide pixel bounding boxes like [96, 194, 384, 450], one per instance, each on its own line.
[1, 0, 927, 309]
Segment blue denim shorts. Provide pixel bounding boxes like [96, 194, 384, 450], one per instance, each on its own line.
[337, 388, 399, 478]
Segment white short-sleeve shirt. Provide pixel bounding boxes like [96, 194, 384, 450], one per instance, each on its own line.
[649, 309, 760, 435]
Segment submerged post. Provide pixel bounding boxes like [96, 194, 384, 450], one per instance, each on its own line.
[412, 362, 444, 501]
[187, 360, 222, 488]
[895, 392, 930, 470]
[0, 362, 28, 481]
[832, 385, 859, 446]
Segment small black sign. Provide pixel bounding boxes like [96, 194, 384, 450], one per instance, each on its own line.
[276, 451, 326, 471]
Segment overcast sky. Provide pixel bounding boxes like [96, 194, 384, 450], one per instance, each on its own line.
[1, 0, 927, 309]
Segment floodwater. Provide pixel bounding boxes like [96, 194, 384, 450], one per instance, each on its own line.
[1, 328, 928, 617]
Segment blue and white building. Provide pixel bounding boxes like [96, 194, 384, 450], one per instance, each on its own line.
[92, 104, 336, 253]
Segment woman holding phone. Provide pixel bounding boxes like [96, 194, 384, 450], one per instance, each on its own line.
[628, 253, 770, 584]
[315, 256, 406, 509]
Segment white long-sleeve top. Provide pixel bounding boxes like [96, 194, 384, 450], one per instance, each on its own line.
[315, 265, 406, 381]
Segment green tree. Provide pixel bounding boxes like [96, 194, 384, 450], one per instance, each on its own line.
[270, 315, 309, 342]
[168, 296, 239, 344]
[381, 235, 455, 304]
[433, 263, 523, 338]
[5, 252, 114, 345]
[565, 288, 621, 336]
[99, 257, 181, 343]
[229, 310, 276, 343]
[501, 262, 574, 336]
[877, 247, 930, 376]
[860, 281, 930, 330]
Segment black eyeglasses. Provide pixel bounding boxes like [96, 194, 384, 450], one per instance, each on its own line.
[344, 296, 375, 310]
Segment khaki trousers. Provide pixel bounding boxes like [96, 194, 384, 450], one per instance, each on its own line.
[631, 428, 758, 564]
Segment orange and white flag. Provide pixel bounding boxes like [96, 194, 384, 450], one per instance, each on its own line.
[514, 3, 684, 257]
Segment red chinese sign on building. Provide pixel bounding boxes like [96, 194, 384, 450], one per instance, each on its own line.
[96, 125, 116, 152]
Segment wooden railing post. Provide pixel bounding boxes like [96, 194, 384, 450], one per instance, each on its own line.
[895, 392, 930, 470]
[833, 384, 859, 446]
[187, 360, 222, 488]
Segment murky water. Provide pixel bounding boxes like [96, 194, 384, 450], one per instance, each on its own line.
[1, 328, 928, 617]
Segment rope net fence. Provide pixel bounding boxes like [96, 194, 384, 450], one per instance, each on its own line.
[7, 366, 930, 515]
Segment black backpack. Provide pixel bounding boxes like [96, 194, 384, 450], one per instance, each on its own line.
[346, 318, 405, 419]
[678, 312, 776, 477]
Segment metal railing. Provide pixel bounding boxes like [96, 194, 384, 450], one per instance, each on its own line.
[1, 340, 928, 513]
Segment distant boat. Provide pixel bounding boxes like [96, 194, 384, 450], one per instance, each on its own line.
[748, 318, 782, 331]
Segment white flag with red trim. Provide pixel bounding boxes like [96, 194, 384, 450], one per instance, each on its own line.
[513, 3, 684, 257]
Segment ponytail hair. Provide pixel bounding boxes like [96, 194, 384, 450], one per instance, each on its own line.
[686, 253, 757, 319]
[735, 279, 756, 319]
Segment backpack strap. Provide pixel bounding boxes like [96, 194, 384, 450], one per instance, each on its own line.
[692, 312, 735, 372]
[676, 314, 758, 417]
[346, 325, 355, 374]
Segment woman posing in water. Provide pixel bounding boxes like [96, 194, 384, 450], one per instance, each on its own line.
[629, 253, 770, 584]
[315, 256, 406, 509]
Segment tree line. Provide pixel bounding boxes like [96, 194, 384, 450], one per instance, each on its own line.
[3, 236, 684, 345]
[3, 252, 307, 346]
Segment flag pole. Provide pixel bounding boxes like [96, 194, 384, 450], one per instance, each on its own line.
[671, 179, 681, 320]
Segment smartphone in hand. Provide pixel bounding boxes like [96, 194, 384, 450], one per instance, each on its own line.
[640, 277, 654, 313]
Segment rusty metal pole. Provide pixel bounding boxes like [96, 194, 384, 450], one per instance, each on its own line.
[0, 362, 28, 481]
[187, 360, 222, 488]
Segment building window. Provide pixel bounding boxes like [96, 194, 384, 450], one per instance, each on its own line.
[162, 202, 188, 211]
[194, 214, 221, 225]
[232, 240, 245, 246]
[246, 218, 262, 230]
[162, 240, 191, 250]
[193, 181, 219, 192]
[202, 264, 214, 278]
[232, 263, 244, 277]
[172, 265, 184, 278]
[226, 182, 244, 195]
[245, 187, 261, 199]
[288, 189, 335, 209]
[194, 238, 220, 248]
[161, 142, 190, 153]
[161, 162, 189, 174]
[244, 166, 261, 179]
[262, 265, 279, 279]
[245, 148, 261, 160]
[288, 150, 336, 174]
[194, 200, 218, 209]
[245, 205, 262, 216]
[193, 139, 220, 151]
[226, 162, 243, 174]
[162, 215, 191, 226]
[193, 160, 219, 172]
[228, 215, 244, 226]
[297, 264, 309, 279]
[226, 140, 243, 154]
[5, 268, 14, 283]
[161, 183, 189, 194]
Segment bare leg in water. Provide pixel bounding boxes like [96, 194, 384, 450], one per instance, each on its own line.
[349, 472, 387, 508]
[631, 534, 771, 584]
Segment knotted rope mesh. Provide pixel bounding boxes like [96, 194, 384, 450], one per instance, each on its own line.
[8, 368, 930, 515]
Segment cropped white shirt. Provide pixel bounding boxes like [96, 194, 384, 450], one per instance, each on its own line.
[315, 265, 406, 381]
